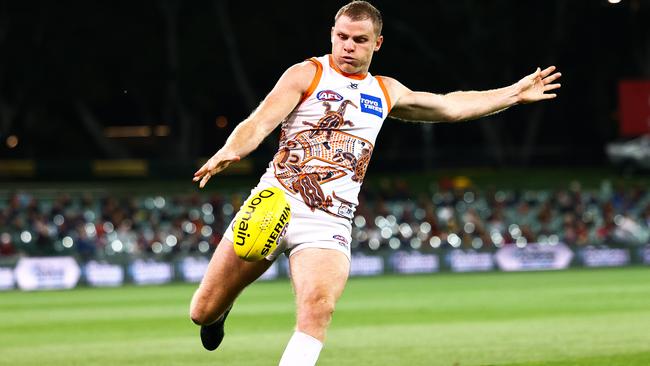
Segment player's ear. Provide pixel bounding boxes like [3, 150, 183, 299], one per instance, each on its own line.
[331, 27, 335, 44]
[374, 35, 383, 52]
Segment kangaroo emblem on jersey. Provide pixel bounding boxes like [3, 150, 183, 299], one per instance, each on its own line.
[302, 100, 357, 140]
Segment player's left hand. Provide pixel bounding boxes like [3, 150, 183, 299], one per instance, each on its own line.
[516, 66, 562, 104]
[193, 152, 241, 188]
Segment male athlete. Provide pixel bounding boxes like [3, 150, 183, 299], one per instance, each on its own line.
[190, 2, 561, 365]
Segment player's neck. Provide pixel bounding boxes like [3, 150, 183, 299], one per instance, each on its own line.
[328, 54, 368, 80]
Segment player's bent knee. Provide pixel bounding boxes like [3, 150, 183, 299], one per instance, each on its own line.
[298, 296, 336, 325]
[190, 301, 221, 325]
[190, 306, 208, 325]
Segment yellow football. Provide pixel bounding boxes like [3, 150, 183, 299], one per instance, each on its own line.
[232, 187, 291, 261]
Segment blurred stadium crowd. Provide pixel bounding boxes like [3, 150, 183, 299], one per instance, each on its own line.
[1, 179, 649, 260]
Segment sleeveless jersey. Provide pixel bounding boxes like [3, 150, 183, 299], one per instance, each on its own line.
[260, 54, 392, 221]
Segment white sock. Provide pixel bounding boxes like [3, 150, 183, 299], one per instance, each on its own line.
[278, 331, 323, 366]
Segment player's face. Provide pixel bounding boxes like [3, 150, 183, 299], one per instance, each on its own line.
[331, 15, 383, 75]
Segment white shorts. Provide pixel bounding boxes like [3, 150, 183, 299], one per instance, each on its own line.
[223, 179, 352, 261]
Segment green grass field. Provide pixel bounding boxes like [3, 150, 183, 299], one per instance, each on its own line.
[2, 267, 650, 366]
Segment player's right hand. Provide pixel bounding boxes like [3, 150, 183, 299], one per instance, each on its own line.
[193, 152, 241, 188]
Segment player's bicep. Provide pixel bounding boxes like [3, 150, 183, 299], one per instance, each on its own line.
[381, 77, 455, 123]
[390, 91, 454, 122]
[249, 62, 316, 134]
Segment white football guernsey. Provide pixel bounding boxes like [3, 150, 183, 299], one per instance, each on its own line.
[225, 54, 392, 259]
[259, 54, 392, 222]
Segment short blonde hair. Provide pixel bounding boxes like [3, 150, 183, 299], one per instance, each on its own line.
[335, 1, 383, 36]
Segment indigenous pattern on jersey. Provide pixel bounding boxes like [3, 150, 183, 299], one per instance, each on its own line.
[261, 54, 392, 220]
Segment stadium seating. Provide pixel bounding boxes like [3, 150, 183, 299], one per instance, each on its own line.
[1, 181, 649, 259]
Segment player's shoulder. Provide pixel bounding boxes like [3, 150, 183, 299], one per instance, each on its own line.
[279, 59, 320, 90]
[374, 75, 411, 105]
[278, 60, 318, 93]
[287, 59, 319, 78]
[375, 75, 406, 90]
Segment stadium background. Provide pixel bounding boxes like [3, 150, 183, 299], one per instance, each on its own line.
[1, 1, 650, 365]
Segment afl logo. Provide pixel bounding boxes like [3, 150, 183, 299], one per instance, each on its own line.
[317, 90, 343, 102]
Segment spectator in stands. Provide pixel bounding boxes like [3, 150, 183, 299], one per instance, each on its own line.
[0, 237, 17, 256]
[639, 203, 650, 229]
[574, 221, 590, 246]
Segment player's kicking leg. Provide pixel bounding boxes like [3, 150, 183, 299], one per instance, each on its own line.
[279, 247, 350, 366]
[190, 237, 273, 350]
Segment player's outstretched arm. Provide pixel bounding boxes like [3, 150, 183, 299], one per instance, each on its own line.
[384, 66, 561, 123]
[193, 61, 317, 188]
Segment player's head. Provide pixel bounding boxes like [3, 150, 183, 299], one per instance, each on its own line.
[331, 1, 383, 75]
